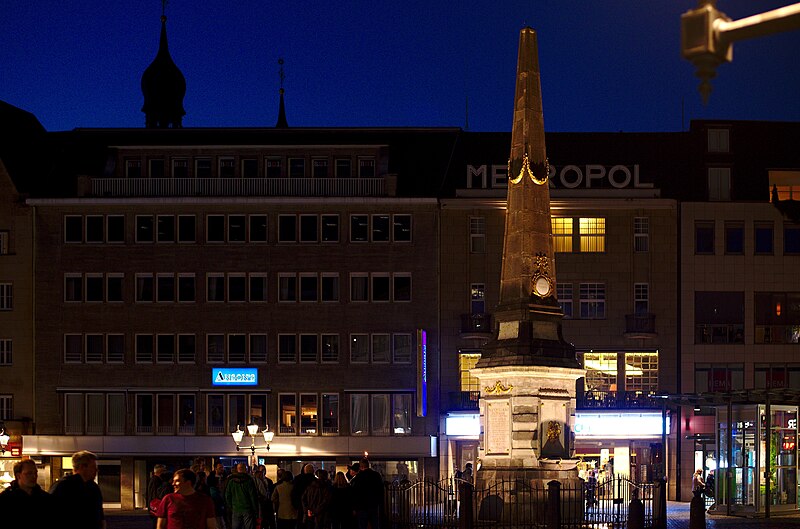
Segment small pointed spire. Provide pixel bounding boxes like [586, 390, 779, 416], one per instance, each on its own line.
[141, 3, 186, 128]
[275, 58, 288, 128]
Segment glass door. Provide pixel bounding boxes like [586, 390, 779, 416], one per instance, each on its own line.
[719, 406, 758, 510]
[761, 405, 798, 510]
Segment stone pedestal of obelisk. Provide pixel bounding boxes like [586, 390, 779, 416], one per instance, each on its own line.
[471, 27, 585, 497]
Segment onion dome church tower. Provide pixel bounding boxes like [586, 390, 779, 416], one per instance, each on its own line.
[141, 5, 186, 128]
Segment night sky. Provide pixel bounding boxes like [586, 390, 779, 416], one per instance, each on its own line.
[2, 1, 799, 132]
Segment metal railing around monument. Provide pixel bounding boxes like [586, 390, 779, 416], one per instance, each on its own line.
[383, 476, 667, 529]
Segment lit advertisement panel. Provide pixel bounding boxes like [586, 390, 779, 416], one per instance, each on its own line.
[574, 412, 669, 438]
[445, 414, 480, 436]
[416, 329, 427, 417]
[212, 368, 258, 386]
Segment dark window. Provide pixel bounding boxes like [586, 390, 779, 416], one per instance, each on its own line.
[149, 159, 165, 178]
[65, 276, 83, 302]
[157, 215, 175, 243]
[350, 215, 368, 242]
[372, 215, 390, 242]
[250, 335, 267, 362]
[350, 275, 368, 302]
[249, 215, 268, 242]
[335, 159, 352, 178]
[695, 221, 714, 254]
[279, 275, 297, 302]
[178, 215, 196, 243]
[107, 276, 124, 302]
[195, 159, 212, 178]
[219, 158, 235, 178]
[228, 335, 246, 363]
[786, 226, 800, 255]
[300, 335, 318, 363]
[300, 275, 318, 302]
[178, 276, 195, 302]
[321, 275, 339, 302]
[242, 158, 258, 178]
[279, 335, 297, 362]
[289, 158, 305, 178]
[300, 215, 318, 242]
[207, 276, 225, 302]
[278, 216, 297, 242]
[266, 158, 282, 178]
[754, 292, 800, 344]
[312, 158, 328, 178]
[86, 276, 103, 302]
[136, 335, 154, 363]
[228, 215, 246, 243]
[393, 275, 411, 302]
[172, 159, 188, 178]
[157, 335, 175, 363]
[393, 215, 412, 242]
[725, 223, 744, 254]
[107, 335, 125, 363]
[695, 291, 745, 344]
[207, 215, 225, 243]
[65, 216, 83, 243]
[321, 215, 339, 242]
[359, 158, 376, 178]
[372, 275, 390, 302]
[229, 276, 246, 302]
[126, 159, 142, 178]
[136, 275, 153, 302]
[107, 216, 125, 243]
[249, 275, 267, 302]
[754, 223, 774, 254]
[86, 216, 104, 243]
[136, 216, 154, 243]
[157, 275, 175, 302]
[178, 335, 195, 363]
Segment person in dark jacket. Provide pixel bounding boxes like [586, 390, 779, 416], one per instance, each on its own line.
[302, 469, 333, 529]
[50, 450, 106, 529]
[350, 459, 383, 529]
[330, 471, 354, 529]
[291, 464, 317, 529]
[0, 459, 53, 527]
[224, 463, 259, 529]
[147, 464, 168, 528]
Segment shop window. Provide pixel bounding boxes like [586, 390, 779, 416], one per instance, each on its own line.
[206, 215, 225, 243]
[350, 334, 369, 363]
[178, 394, 196, 434]
[695, 291, 744, 344]
[157, 394, 175, 434]
[725, 222, 744, 254]
[135, 334, 153, 363]
[177, 215, 196, 243]
[557, 283, 573, 319]
[322, 394, 339, 435]
[754, 222, 774, 254]
[278, 215, 297, 242]
[321, 215, 339, 243]
[279, 394, 297, 434]
[583, 352, 618, 392]
[350, 215, 369, 242]
[300, 394, 318, 434]
[107, 216, 125, 243]
[65, 394, 84, 434]
[694, 363, 744, 392]
[470, 217, 486, 253]
[228, 215, 246, 243]
[372, 215, 390, 242]
[322, 334, 339, 363]
[634, 217, 649, 252]
[393, 334, 412, 364]
[695, 221, 715, 254]
[579, 218, 605, 252]
[624, 352, 659, 393]
[551, 217, 573, 253]
[754, 292, 800, 344]
[278, 334, 297, 363]
[579, 283, 606, 319]
[206, 334, 225, 364]
[207, 395, 225, 434]
[136, 394, 154, 434]
[249, 215, 268, 243]
[250, 335, 267, 363]
[393, 215, 412, 242]
[459, 352, 482, 392]
[753, 364, 800, 389]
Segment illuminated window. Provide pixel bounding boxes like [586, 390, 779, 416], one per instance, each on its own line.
[471, 283, 485, 314]
[322, 393, 339, 435]
[583, 352, 618, 392]
[459, 352, 482, 392]
[579, 283, 606, 319]
[579, 218, 605, 252]
[279, 394, 297, 434]
[551, 217, 573, 252]
[769, 171, 800, 202]
[624, 352, 659, 392]
[634, 217, 649, 252]
[300, 394, 318, 434]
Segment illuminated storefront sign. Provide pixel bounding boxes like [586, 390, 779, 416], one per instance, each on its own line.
[574, 412, 669, 438]
[211, 368, 258, 386]
[466, 164, 654, 190]
[445, 413, 480, 436]
[417, 329, 427, 417]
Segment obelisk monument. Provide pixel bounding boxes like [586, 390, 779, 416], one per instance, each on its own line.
[472, 27, 584, 482]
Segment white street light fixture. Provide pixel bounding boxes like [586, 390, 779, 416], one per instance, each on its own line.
[231, 423, 274, 455]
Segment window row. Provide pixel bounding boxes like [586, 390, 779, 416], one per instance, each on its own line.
[551, 217, 606, 253]
[62, 391, 413, 437]
[64, 213, 413, 244]
[61, 332, 414, 365]
[556, 283, 607, 319]
[694, 291, 800, 345]
[695, 221, 800, 255]
[124, 155, 377, 179]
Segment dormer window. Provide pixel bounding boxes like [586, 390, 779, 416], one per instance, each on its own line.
[149, 159, 165, 178]
[195, 158, 212, 178]
[358, 157, 375, 178]
[172, 159, 188, 178]
[289, 158, 305, 178]
[126, 159, 142, 178]
[312, 158, 328, 178]
[707, 128, 730, 153]
[219, 158, 235, 178]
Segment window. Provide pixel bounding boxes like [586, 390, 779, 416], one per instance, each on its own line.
[228, 274, 246, 302]
[172, 158, 188, 178]
[770, 171, 800, 202]
[754, 292, 800, 344]
[288, 158, 305, 178]
[157, 334, 175, 363]
[583, 352, 618, 392]
[695, 363, 744, 392]
[634, 283, 649, 315]
[207, 274, 225, 302]
[136, 215, 154, 243]
[126, 159, 142, 178]
[107, 215, 125, 243]
[322, 334, 339, 363]
[228, 334, 246, 363]
[107, 335, 124, 364]
[312, 158, 328, 178]
[755, 365, 800, 390]
[300, 334, 318, 363]
[372, 334, 390, 363]
[460, 352, 482, 392]
[634, 217, 649, 252]
[266, 157, 282, 178]
[350, 215, 369, 242]
[279, 274, 297, 302]
[551, 217, 573, 253]
[149, 159, 165, 178]
[135, 334, 154, 363]
[0, 339, 11, 365]
[177, 334, 195, 363]
[299, 274, 318, 302]
[195, 158, 212, 178]
[85, 216, 104, 243]
[393, 334, 412, 363]
[322, 393, 339, 435]
[206, 334, 225, 363]
[228, 215, 246, 243]
[321, 215, 339, 242]
[0, 395, 14, 427]
[695, 291, 744, 344]
[371, 394, 390, 435]
[707, 128, 730, 152]
[108, 393, 126, 434]
[249, 274, 267, 302]
[0, 283, 12, 310]
[278, 215, 297, 242]
[65, 274, 83, 302]
[470, 283, 486, 314]
[107, 274, 124, 302]
[65, 216, 83, 243]
[321, 274, 339, 302]
[351, 394, 368, 435]
[695, 221, 715, 254]
[207, 394, 225, 434]
[249, 215, 268, 242]
[358, 157, 376, 178]
[372, 274, 390, 302]
[178, 394, 195, 434]
[393, 274, 411, 302]
[470, 217, 486, 253]
[708, 168, 731, 201]
[785, 225, 800, 255]
[157, 274, 175, 302]
[86, 334, 103, 363]
[177, 215, 196, 243]
[177, 274, 195, 302]
[393, 394, 412, 434]
[299, 215, 318, 243]
[557, 283, 573, 318]
[65, 394, 83, 434]
[242, 158, 258, 178]
[88, 394, 107, 433]
[219, 157, 235, 178]
[279, 394, 297, 434]
[250, 335, 267, 363]
[278, 334, 297, 363]
[350, 274, 368, 302]
[372, 215, 390, 242]
[87, 276, 104, 304]
[579, 283, 606, 319]
[393, 214, 412, 242]
[579, 218, 605, 252]
[335, 158, 351, 178]
[624, 352, 659, 393]
[137, 394, 154, 434]
[206, 215, 225, 243]
[350, 334, 369, 363]
[64, 334, 83, 363]
[755, 222, 774, 254]
[0, 231, 8, 255]
[300, 394, 318, 434]
[725, 222, 744, 254]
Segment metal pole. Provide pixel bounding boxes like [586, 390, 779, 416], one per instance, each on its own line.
[718, 3, 800, 44]
[765, 397, 771, 519]
[727, 397, 733, 517]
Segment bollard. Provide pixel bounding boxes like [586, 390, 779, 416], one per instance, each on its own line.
[546, 480, 561, 529]
[627, 495, 645, 529]
[459, 481, 474, 529]
[689, 490, 706, 529]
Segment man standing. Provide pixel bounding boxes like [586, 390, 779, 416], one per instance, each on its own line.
[0, 459, 53, 526]
[291, 464, 316, 529]
[351, 459, 383, 529]
[50, 450, 105, 529]
[156, 468, 216, 529]
[224, 463, 259, 529]
[147, 464, 168, 527]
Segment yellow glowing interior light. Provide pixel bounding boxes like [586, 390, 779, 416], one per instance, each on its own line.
[777, 302, 782, 316]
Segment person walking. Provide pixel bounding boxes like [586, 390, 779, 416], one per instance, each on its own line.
[330, 471, 353, 529]
[272, 470, 297, 529]
[155, 468, 216, 529]
[225, 463, 260, 529]
[0, 459, 53, 527]
[350, 459, 383, 529]
[50, 450, 106, 529]
[291, 464, 316, 529]
[302, 469, 333, 529]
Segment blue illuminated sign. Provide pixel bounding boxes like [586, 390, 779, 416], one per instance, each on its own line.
[212, 368, 258, 386]
[417, 329, 427, 417]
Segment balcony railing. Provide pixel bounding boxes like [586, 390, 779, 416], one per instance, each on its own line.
[460, 313, 492, 337]
[90, 177, 386, 197]
[447, 390, 480, 411]
[577, 390, 662, 409]
[624, 313, 657, 337]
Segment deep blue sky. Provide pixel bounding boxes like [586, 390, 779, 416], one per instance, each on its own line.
[2, 1, 799, 132]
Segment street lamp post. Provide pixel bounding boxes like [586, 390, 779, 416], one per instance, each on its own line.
[231, 424, 275, 458]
